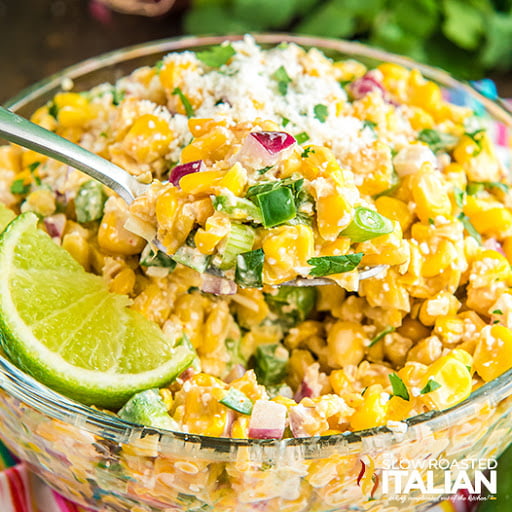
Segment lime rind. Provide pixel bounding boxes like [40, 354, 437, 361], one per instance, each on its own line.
[0, 213, 194, 409]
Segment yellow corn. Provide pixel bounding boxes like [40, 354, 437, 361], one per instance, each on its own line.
[131, 282, 171, 325]
[231, 417, 250, 438]
[0, 145, 22, 172]
[30, 105, 58, 131]
[419, 354, 472, 409]
[387, 395, 413, 422]
[62, 232, 91, 271]
[375, 196, 413, 233]
[473, 325, 512, 382]
[349, 384, 389, 431]
[407, 70, 443, 116]
[421, 239, 458, 278]
[262, 225, 314, 284]
[299, 145, 341, 180]
[453, 135, 481, 165]
[407, 106, 435, 131]
[53, 92, 93, 128]
[406, 336, 443, 365]
[109, 267, 136, 295]
[397, 317, 430, 342]
[329, 369, 354, 395]
[219, 162, 247, 196]
[232, 289, 270, 328]
[287, 349, 316, 389]
[410, 164, 452, 222]
[194, 212, 230, 255]
[464, 196, 512, 239]
[178, 169, 225, 195]
[433, 315, 465, 347]
[122, 114, 173, 164]
[173, 293, 207, 348]
[188, 117, 227, 137]
[327, 321, 367, 368]
[22, 189, 56, 217]
[98, 208, 146, 255]
[377, 63, 409, 100]
[333, 59, 367, 82]
[159, 58, 197, 91]
[319, 237, 351, 257]
[315, 192, 353, 241]
[180, 127, 229, 163]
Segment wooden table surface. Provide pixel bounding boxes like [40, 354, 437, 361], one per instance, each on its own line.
[1, 0, 510, 104]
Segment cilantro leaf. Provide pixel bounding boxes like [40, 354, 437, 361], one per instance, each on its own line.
[10, 179, 30, 195]
[196, 43, 236, 67]
[389, 373, 410, 401]
[272, 65, 292, 95]
[172, 87, 195, 118]
[307, 253, 363, 277]
[458, 212, 482, 244]
[453, 186, 465, 209]
[418, 128, 458, 153]
[313, 104, 328, 123]
[420, 379, 442, 395]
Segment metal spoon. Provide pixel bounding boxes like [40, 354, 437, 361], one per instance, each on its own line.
[0, 106, 386, 285]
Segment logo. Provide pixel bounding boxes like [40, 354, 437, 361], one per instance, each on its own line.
[379, 457, 497, 500]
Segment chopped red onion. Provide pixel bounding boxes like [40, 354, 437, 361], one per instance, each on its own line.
[288, 404, 314, 438]
[169, 160, 206, 187]
[200, 274, 238, 296]
[239, 131, 296, 168]
[248, 400, 287, 439]
[44, 214, 67, 240]
[222, 409, 235, 437]
[293, 380, 315, 403]
[250, 131, 296, 155]
[349, 71, 386, 100]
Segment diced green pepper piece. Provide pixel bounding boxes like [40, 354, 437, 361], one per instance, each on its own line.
[340, 206, 393, 242]
[219, 388, 253, 415]
[118, 388, 178, 430]
[235, 248, 264, 288]
[75, 180, 107, 223]
[219, 223, 255, 270]
[254, 344, 289, 387]
[264, 286, 317, 329]
[255, 186, 296, 227]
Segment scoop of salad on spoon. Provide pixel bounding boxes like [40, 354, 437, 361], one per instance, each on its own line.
[0, 105, 388, 289]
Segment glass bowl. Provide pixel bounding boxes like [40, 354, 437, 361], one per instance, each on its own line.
[1, 34, 512, 512]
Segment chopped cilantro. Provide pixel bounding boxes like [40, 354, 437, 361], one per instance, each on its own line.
[389, 373, 410, 401]
[301, 147, 315, 158]
[295, 132, 310, 145]
[47, 101, 59, 120]
[272, 65, 292, 95]
[492, 309, 504, 315]
[154, 59, 164, 72]
[10, 179, 30, 195]
[313, 103, 328, 123]
[307, 253, 363, 277]
[472, 181, 509, 194]
[420, 379, 442, 395]
[369, 326, 395, 347]
[28, 162, 40, 173]
[418, 129, 458, 153]
[282, 117, 290, 127]
[172, 87, 195, 118]
[457, 212, 482, 244]
[196, 43, 236, 67]
[428, 217, 435, 225]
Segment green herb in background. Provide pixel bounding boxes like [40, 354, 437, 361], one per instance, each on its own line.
[184, 0, 512, 78]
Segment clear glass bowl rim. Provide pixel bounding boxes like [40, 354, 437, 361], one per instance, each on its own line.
[2, 33, 512, 457]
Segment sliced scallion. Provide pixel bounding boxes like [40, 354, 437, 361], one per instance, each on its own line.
[340, 207, 393, 242]
[219, 223, 255, 270]
[235, 248, 264, 288]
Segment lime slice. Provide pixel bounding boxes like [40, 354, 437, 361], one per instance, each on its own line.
[0, 212, 194, 409]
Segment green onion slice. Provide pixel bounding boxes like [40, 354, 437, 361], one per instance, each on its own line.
[340, 207, 393, 242]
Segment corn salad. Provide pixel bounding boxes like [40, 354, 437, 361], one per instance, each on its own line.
[1, 36, 512, 439]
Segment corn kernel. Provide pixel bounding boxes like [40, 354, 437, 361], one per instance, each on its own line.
[109, 267, 136, 295]
[350, 384, 389, 431]
[219, 162, 247, 196]
[375, 196, 413, 233]
[473, 325, 512, 382]
[54, 92, 93, 128]
[419, 354, 472, 409]
[327, 321, 367, 368]
[62, 232, 90, 271]
[180, 127, 229, 163]
[98, 208, 146, 255]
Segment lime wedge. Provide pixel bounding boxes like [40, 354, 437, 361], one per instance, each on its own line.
[0, 212, 194, 409]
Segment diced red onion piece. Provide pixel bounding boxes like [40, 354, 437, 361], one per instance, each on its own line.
[288, 404, 315, 438]
[250, 131, 296, 155]
[349, 71, 386, 100]
[200, 274, 238, 296]
[169, 160, 206, 187]
[293, 380, 315, 403]
[44, 213, 67, 240]
[222, 409, 235, 437]
[484, 237, 506, 257]
[248, 400, 287, 439]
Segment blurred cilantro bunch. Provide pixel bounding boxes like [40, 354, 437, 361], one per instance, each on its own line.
[183, 0, 512, 78]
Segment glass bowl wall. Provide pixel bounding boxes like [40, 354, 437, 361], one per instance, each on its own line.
[1, 34, 512, 512]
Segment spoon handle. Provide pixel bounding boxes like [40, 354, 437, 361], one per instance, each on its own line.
[0, 106, 148, 204]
